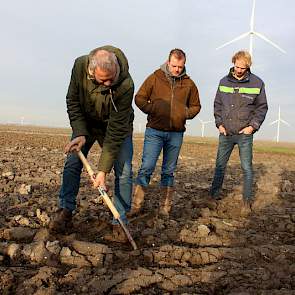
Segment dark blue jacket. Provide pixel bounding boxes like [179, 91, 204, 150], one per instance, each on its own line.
[214, 68, 268, 135]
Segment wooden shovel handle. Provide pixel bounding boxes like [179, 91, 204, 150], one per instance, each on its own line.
[77, 151, 120, 219]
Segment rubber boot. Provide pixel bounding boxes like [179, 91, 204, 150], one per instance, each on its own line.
[127, 185, 145, 217]
[159, 187, 174, 216]
[49, 208, 73, 234]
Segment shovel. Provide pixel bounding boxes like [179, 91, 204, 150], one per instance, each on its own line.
[76, 150, 137, 250]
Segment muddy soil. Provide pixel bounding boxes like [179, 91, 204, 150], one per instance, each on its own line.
[0, 125, 294, 294]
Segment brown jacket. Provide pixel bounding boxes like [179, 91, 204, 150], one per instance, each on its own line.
[135, 67, 201, 131]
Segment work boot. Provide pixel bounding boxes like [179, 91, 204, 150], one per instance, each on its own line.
[205, 193, 220, 210]
[127, 185, 146, 217]
[159, 187, 174, 217]
[49, 208, 73, 234]
[103, 224, 128, 243]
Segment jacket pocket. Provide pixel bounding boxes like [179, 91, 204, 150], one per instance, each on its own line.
[239, 111, 250, 120]
[172, 99, 187, 128]
[241, 94, 256, 105]
[150, 98, 170, 118]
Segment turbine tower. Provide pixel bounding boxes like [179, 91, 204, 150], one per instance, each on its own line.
[269, 106, 290, 143]
[198, 118, 213, 138]
[216, 0, 286, 57]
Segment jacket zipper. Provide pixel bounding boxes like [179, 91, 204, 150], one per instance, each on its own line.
[170, 78, 175, 129]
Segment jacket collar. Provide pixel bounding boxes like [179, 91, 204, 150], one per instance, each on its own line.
[160, 63, 187, 79]
[227, 67, 251, 83]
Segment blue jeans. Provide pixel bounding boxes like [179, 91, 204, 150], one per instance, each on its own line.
[210, 133, 253, 200]
[59, 135, 133, 224]
[136, 127, 183, 187]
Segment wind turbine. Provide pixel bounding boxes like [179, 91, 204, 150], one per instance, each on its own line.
[216, 0, 286, 57]
[198, 118, 214, 137]
[269, 106, 290, 143]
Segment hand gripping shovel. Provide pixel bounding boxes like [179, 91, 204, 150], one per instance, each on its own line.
[76, 151, 137, 250]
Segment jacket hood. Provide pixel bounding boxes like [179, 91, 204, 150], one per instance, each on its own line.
[160, 63, 187, 79]
[227, 67, 251, 83]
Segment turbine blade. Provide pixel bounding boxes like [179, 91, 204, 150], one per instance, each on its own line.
[269, 120, 278, 125]
[281, 119, 290, 126]
[216, 31, 250, 50]
[254, 31, 286, 53]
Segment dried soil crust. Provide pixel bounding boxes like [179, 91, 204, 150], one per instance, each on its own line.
[0, 125, 295, 294]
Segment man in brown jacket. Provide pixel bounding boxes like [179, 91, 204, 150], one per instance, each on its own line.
[128, 48, 201, 217]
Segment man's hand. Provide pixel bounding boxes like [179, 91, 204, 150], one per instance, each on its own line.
[218, 125, 227, 136]
[93, 171, 107, 189]
[239, 126, 254, 135]
[64, 136, 86, 154]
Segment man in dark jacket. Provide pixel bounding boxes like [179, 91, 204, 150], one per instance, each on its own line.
[128, 48, 201, 217]
[49, 45, 134, 242]
[210, 50, 268, 208]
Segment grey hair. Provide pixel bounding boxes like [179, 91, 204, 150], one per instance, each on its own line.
[88, 49, 118, 76]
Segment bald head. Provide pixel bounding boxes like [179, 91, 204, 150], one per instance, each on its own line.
[89, 48, 118, 74]
[88, 48, 119, 86]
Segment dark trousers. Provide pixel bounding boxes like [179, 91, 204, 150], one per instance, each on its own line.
[210, 133, 253, 200]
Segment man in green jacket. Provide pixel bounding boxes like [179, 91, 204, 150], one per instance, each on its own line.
[50, 45, 134, 242]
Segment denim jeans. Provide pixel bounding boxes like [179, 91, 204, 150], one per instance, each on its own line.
[210, 133, 253, 200]
[136, 127, 183, 187]
[59, 134, 133, 224]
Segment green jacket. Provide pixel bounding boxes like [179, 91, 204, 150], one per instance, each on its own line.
[66, 45, 134, 172]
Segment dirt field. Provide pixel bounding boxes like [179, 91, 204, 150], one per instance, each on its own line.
[0, 125, 294, 294]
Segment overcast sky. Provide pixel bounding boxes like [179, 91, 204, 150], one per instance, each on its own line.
[1, 0, 294, 141]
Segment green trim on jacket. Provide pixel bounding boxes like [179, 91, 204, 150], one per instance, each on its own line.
[219, 85, 261, 94]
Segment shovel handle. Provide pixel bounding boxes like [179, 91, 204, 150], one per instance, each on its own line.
[77, 151, 120, 219]
[76, 151, 138, 250]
